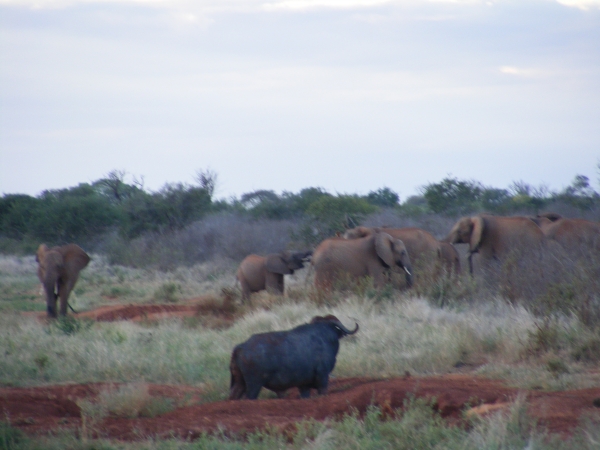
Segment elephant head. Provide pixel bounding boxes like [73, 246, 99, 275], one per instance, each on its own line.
[265, 250, 312, 275]
[444, 214, 545, 274]
[36, 243, 90, 317]
[437, 242, 461, 275]
[374, 231, 413, 287]
[443, 216, 484, 255]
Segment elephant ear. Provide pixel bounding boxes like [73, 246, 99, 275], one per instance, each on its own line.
[265, 254, 293, 275]
[59, 244, 91, 274]
[36, 244, 49, 263]
[469, 216, 484, 253]
[374, 232, 396, 268]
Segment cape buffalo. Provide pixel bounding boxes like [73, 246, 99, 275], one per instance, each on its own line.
[229, 315, 359, 400]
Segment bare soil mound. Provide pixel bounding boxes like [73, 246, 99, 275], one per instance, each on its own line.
[28, 295, 237, 327]
[2, 375, 599, 441]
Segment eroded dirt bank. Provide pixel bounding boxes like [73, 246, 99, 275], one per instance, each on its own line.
[2, 375, 599, 441]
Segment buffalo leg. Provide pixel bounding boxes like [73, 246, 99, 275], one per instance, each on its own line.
[275, 390, 287, 399]
[229, 380, 246, 400]
[316, 374, 329, 396]
[244, 381, 262, 400]
[299, 387, 311, 398]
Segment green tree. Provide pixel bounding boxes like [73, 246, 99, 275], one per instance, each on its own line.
[366, 187, 400, 208]
[121, 183, 212, 237]
[422, 177, 483, 215]
[553, 175, 599, 210]
[93, 170, 142, 204]
[31, 193, 120, 244]
[0, 194, 40, 240]
[297, 195, 377, 245]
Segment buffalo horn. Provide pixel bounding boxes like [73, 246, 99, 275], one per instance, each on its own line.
[333, 319, 359, 335]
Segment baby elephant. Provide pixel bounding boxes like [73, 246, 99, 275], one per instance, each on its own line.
[236, 250, 312, 301]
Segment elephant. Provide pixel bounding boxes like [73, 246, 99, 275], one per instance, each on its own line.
[535, 212, 563, 222]
[438, 241, 462, 275]
[344, 226, 461, 277]
[443, 214, 545, 274]
[35, 243, 91, 318]
[533, 216, 600, 250]
[236, 250, 312, 301]
[312, 230, 413, 290]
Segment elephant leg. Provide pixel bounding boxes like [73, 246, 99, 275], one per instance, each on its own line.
[371, 270, 386, 289]
[57, 278, 74, 316]
[43, 282, 58, 318]
[239, 279, 251, 303]
[265, 273, 284, 295]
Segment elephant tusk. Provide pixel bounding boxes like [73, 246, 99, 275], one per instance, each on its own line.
[404, 267, 411, 276]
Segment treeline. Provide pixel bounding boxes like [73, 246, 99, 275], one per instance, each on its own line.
[1, 169, 599, 256]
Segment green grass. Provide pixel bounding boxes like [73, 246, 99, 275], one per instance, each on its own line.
[1, 254, 600, 448]
[1, 295, 599, 394]
[0, 254, 237, 314]
[3, 399, 598, 449]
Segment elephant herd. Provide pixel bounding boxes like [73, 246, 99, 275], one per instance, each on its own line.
[236, 212, 599, 301]
[236, 225, 455, 299]
[34, 212, 598, 317]
[30, 213, 598, 404]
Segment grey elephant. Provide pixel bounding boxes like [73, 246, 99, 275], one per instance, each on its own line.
[312, 230, 412, 290]
[36, 243, 91, 318]
[236, 250, 312, 301]
[443, 214, 544, 274]
[344, 226, 461, 277]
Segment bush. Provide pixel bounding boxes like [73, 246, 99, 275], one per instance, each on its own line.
[0, 421, 27, 450]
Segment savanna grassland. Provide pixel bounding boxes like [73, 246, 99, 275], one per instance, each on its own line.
[1, 173, 600, 449]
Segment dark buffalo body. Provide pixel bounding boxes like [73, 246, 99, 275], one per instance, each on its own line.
[229, 315, 358, 400]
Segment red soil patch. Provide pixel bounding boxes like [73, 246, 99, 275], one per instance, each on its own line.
[2, 375, 599, 441]
[26, 295, 237, 326]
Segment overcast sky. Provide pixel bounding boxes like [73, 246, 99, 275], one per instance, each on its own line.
[1, 0, 599, 201]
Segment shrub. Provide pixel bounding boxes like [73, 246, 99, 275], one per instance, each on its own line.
[0, 421, 27, 450]
[153, 282, 181, 303]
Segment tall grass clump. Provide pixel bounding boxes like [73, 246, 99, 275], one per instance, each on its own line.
[6, 294, 597, 394]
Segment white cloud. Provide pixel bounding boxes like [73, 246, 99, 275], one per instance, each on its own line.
[262, 0, 391, 11]
[555, 0, 600, 10]
[499, 66, 544, 78]
[2, 0, 599, 13]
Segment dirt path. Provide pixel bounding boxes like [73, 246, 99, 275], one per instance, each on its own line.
[26, 295, 237, 326]
[2, 375, 599, 441]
